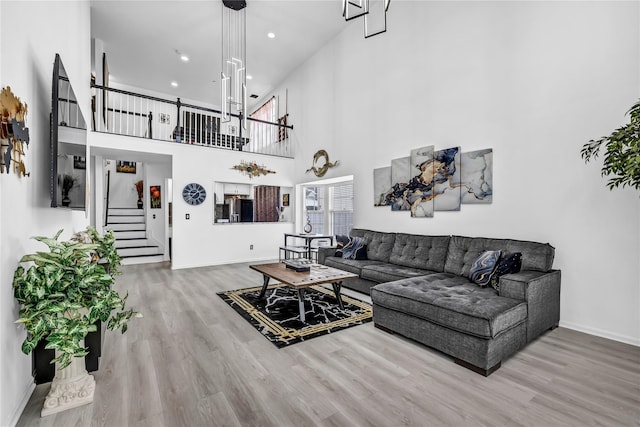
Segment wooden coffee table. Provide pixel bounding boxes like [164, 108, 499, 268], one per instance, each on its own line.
[249, 262, 358, 322]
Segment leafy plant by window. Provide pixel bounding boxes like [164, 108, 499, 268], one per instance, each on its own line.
[581, 100, 640, 190]
[13, 228, 140, 369]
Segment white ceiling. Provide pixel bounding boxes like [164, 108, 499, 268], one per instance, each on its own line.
[91, 0, 347, 110]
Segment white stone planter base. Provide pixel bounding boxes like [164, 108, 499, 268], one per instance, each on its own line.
[41, 339, 95, 417]
[41, 373, 95, 417]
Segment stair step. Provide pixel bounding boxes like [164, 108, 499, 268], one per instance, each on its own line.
[115, 238, 150, 248]
[112, 230, 146, 239]
[108, 215, 145, 224]
[118, 246, 162, 257]
[108, 208, 144, 216]
[121, 255, 165, 266]
[106, 223, 146, 231]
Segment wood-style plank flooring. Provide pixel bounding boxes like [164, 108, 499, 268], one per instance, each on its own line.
[17, 262, 640, 426]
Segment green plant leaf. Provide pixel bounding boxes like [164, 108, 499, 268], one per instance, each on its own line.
[582, 99, 640, 191]
[13, 227, 139, 366]
[22, 338, 37, 355]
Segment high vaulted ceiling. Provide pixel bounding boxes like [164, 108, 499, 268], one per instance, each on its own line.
[91, 0, 346, 111]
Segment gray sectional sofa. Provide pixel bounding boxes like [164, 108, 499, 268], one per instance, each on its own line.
[318, 229, 561, 376]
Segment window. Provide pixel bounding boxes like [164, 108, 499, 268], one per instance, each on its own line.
[304, 186, 325, 234]
[249, 96, 277, 148]
[329, 182, 353, 236]
[302, 180, 353, 236]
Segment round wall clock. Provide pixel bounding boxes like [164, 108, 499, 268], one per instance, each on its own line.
[182, 183, 206, 205]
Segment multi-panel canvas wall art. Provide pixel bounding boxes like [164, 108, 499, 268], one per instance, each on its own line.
[373, 145, 493, 218]
[408, 146, 435, 218]
[433, 147, 462, 211]
[373, 166, 392, 207]
[390, 157, 411, 211]
[460, 149, 493, 204]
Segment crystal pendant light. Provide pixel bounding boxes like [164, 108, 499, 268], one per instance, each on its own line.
[221, 0, 247, 129]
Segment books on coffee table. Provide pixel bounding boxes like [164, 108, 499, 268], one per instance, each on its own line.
[284, 258, 313, 272]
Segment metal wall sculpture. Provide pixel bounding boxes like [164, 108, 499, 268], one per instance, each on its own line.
[374, 145, 492, 218]
[0, 86, 30, 177]
[306, 149, 339, 178]
[232, 160, 275, 179]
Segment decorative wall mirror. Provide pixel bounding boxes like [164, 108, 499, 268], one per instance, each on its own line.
[50, 54, 88, 211]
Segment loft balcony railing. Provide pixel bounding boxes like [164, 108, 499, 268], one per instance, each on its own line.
[90, 84, 294, 158]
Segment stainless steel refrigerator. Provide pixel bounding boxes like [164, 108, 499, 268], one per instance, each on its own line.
[234, 199, 253, 222]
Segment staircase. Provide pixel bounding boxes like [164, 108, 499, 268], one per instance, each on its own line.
[106, 208, 164, 265]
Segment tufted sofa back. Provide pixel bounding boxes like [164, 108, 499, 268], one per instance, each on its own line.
[444, 236, 555, 278]
[350, 229, 396, 262]
[389, 233, 451, 272]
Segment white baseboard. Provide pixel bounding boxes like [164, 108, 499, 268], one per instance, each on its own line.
[560, 320, 640, 347]
[171, 256, 277, 270]
[8, 382, 35, 427]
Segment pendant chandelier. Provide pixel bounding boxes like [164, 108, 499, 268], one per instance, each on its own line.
[343, 0, 391, 38]
[221, 0, 247, 129]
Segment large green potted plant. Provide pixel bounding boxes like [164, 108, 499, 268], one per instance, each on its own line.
[13, 227, 140, 415]
[581, 100, 640, 190]
[13, 227, 139, 369]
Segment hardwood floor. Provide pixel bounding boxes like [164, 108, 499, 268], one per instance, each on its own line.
[17, 262, 640, 426]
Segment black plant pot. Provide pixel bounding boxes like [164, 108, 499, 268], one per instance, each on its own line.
[32, 320, 103, 384]
[61, 195, 71, 207]
[137, 198, 143, 209]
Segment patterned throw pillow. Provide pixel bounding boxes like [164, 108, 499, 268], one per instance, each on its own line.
[352, 242, 368, 260]
[490, 252, 523, 292]
[341, 236, 367, 260]
[469, 250, 502, 286]
[334, 235, 351, 258]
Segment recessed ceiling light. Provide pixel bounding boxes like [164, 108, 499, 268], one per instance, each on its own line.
[246, 75, 253, 80]
[267, 32, 275, 39]
[171, 81, 178, 87]
[180, 54, 189, 62]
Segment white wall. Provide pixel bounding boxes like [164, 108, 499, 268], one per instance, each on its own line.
[145, 161, 171, 252]
[0, 1, 91, 425]
[106, 160, 144, 208]
[90, 132, 296, 269]
[271, 1, 640, 345]
[172, 147, 297, 267]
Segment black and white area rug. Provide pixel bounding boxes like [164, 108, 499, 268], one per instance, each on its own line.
[218, 284, 373, 348]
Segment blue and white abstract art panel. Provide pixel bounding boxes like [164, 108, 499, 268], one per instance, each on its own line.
[373, 166, 392, 206]
[407, 146, 435, 218]
[390, 157, 411, 211]
[461, 149, 493, 204]
[433, 147, 461, 211]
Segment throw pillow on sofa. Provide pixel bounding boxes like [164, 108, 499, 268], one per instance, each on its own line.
[490, 252, 523, 291]
[334, 234, 351, 258]
[469, 250, 502, 286]
[342, 236, 367, 260]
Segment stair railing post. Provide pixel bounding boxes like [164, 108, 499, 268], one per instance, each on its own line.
[175, 98, 181, 142]
[238, 111, 243, 151]
[104, 170, 110, 227]
[148, 111, 153, 139]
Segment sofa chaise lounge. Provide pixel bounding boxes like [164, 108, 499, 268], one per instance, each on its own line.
[318, 229, 561, 375]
